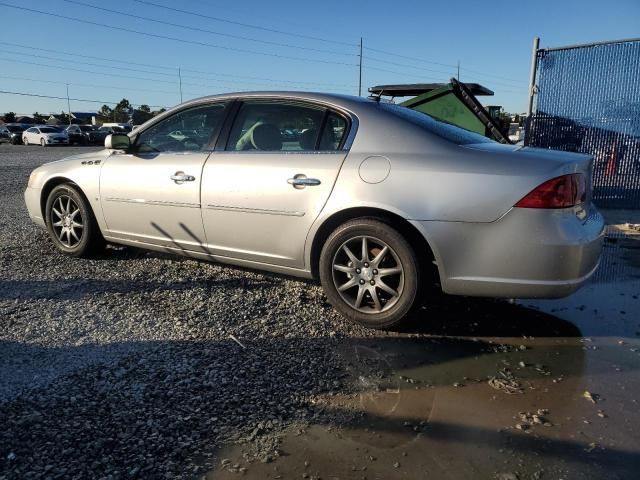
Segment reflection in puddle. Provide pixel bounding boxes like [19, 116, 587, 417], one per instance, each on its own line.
[212, 234, 640, 480]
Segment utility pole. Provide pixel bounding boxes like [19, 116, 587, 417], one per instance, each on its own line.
[66, 84, 71, 125]
[358, 37, 363, 96]
[178, 67, 183, 103]
[527, 36, 540, 117]
[457, 60, 460, 81]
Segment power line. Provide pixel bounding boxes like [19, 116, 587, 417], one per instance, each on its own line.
[366, 56, 457, 77]
[1, 49, 178, 78]
[62, 0, 354, 58]
[131, 0, 358, 47]
[457, 68, 527, 87]
[365, 65, 453, 81]
[0, 74, 178, 96]
[364, 46, 457, 69]
[0, 56, 179, 84]
[364, 46, 526, 86]
[0, 2, 357, 67]
[0, 42, 356, 88]
[0, 90, 166, 108]
[0, 57, 354, 94]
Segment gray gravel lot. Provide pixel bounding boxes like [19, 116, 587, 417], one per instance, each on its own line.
[0, 144, 369, 479]
[3, 144, 639, 480]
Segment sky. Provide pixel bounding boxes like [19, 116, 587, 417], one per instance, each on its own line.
[0, 0, 639, 116]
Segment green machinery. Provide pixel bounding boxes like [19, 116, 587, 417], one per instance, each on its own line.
[368, 78, 511, 144]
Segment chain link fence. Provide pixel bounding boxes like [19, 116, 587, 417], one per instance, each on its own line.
[525, 39, 640, 209]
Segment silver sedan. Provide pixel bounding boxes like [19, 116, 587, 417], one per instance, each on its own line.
[24, 92, 604, 328]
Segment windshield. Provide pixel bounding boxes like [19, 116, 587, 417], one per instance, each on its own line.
[39, 127, 58, 133]
[7, 126, 25, 132]
[380, 103, 495, 145]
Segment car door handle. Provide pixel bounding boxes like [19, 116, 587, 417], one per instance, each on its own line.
[170, 172, 196, 183]
[287, 177, 321, 187]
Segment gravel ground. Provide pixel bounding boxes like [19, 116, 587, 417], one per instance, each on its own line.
[0, 145, 372, 479]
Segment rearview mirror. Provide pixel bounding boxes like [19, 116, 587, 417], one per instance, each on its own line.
[105, 133, 131, 150]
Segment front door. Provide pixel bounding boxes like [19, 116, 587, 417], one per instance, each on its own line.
[201, 99, 351, 268]
[100, 102, 228, 252]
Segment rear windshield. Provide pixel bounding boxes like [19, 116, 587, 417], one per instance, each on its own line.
[380, 103, 495, 145]
[7, 126, 24, 132]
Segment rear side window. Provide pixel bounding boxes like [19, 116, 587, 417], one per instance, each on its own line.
[226, 100, 348, 152]
[380, 103, 494, 145]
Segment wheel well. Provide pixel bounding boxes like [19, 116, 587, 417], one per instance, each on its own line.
[309, 207, 439, 283]
[40, 177, 84, 221]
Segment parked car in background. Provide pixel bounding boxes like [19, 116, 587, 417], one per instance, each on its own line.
[23, 126, 69, 146]
[5, 124, 28, 144]
[23, 92, 604, 329]
[99, 125, 132, 134]
[63, 124, 101, 145]
[0, 125, 9, 143]
[101, 123, 133, 133]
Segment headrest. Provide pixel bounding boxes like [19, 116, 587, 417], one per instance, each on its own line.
[299, 129, 318, 150]
[251, 123, 282, 150]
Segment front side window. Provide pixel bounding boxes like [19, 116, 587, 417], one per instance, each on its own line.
[227, 100, 328, 152]
[39, 127, 57, 133]
[135, 103, 226, 153]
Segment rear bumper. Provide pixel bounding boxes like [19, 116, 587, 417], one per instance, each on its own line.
[413, 204, 605, 298]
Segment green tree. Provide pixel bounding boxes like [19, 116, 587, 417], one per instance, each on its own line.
[98, 104, 113, 123]
[113, 99, 132, 123]
[133, 107, 152, 125]
[32, 112, 46, 124]
[59, 111, 71, 125]
[3, 112, 16, 123]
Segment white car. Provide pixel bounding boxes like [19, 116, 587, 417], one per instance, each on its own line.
[23, 126, 69, 146]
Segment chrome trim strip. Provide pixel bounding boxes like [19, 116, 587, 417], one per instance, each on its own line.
[206, 204, 305, 217]
[220, 150, 345, 155]
[105, 197, 200, 208]
[103, 234, 314, 280]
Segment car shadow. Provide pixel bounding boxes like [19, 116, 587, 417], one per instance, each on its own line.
[1, 330, 636, 479]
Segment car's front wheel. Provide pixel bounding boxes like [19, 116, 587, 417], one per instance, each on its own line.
[45, 184, 104, 257]
[319, 218, 421, 329]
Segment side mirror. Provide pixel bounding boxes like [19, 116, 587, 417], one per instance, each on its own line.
[105, 133, 131, 150]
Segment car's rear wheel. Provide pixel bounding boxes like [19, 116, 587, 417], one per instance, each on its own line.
[45, 184, 104, 257]
[319, 218, 421, 329]
[40, 138, 46, 147]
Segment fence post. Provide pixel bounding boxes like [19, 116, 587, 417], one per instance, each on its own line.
[527, 36, 540, 117]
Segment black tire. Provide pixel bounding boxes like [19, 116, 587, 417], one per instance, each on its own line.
[319, 218, 421, 329]
[23, 138, 28, 145]
[40, 138, 46, 147]
[45, 184, 105, 257]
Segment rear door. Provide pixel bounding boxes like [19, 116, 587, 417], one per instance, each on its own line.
[201, 99, 351, 268]
[99, 102, 228, 251]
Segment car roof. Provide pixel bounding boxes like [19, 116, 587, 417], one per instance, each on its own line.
[183, 91, 374, 112]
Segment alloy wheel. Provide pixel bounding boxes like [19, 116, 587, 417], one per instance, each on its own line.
[332, 235, 404, 314]
[50, 195, 84, 248]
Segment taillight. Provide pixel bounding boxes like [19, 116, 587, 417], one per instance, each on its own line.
[515, 173, 586, 209]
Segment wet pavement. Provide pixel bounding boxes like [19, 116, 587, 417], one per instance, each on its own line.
[212, 230, 640, 480]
